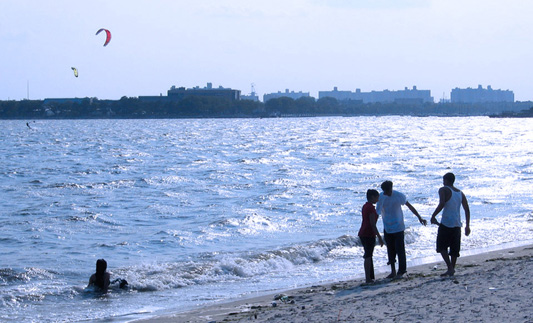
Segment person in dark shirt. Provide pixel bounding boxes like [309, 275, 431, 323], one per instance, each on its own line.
[358, 189, 384, 283]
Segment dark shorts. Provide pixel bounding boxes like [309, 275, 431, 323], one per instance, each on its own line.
[359, 236, 376, 259]
[436, 225, 461, 257]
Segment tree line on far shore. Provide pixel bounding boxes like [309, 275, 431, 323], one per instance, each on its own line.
[0, 96, 531, 119]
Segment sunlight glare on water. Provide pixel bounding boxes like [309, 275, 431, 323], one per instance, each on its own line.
[0, 116, 532, 322]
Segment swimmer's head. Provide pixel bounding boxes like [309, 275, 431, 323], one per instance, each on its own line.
[96, 259, 107, 274]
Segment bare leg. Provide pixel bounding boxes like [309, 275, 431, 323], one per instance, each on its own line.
[370, 258, 375, 280]
[364, 258, 374, 283]
[386, 262, 396, 279]
[440, 250, 455, 276]
[451, 256, 457, 270]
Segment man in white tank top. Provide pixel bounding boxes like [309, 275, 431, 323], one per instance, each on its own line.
[430, 173, 471, 276]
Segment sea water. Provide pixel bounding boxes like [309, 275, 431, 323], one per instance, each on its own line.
[1, 116, 532, 322]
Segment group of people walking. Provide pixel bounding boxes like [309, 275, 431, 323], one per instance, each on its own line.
[358, 172, 471, 283]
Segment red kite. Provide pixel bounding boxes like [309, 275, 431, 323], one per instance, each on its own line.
[96, 28, 112, 46]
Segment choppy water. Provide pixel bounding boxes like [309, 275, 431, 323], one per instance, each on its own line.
[1, 117, 532, 322]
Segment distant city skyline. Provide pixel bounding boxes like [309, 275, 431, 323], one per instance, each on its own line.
[2, 1, 533, 101]
[43, 82, 517, 105]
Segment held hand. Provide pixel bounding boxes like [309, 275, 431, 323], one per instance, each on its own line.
[419, 218, 427, 226]
[430, 217, 439, 225]
[465, 225, 471, 236]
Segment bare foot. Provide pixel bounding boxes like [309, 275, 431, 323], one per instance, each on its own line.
[362, 279, 375, 285]
[395, 271, 407, 278]
[440, 269, 455, 277]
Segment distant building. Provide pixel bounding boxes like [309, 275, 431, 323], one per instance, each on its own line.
[319, 86, 434, 104]
[167, 83, 240, 101]
[138, 95, 168, 102]
[263, 89, 310, 102]
[240, 94, 259, 101]
[241, 84, 260, 102]
[139, 83, 241, 102]
[450, 85, 514, 103]
[318, 87, 357, 101]
[137, 93, 173, 103]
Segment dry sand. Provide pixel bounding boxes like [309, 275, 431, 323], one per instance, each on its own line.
[134, 244, 533, 322]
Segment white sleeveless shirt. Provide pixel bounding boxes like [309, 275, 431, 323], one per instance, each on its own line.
[441, 186, 462, 228]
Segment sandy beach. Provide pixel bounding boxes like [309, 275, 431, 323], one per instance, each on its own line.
[134, 243, 533, 322]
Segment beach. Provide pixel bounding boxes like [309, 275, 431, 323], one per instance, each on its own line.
[136, 243, 533, 322]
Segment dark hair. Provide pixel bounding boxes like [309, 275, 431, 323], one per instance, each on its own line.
[443, 172, 455, 184]
[366, 189, 379, 201]
[94, 259, 107, 289]
[381, 180, 393, 192]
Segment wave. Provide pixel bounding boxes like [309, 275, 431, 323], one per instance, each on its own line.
[0, 268, 59, 308]
[47, 179, 136, 190]
[120, 235, 366, 292]
[0, 228, 467, 305]
[0, 267, 57, 283]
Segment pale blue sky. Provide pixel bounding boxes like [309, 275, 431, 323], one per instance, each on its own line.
[1, 0, 531, 101]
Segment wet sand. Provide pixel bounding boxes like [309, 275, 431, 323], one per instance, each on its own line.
[134, 243, 533, 322]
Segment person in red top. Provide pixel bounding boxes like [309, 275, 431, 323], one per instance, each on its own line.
[358, 189, 384, 283]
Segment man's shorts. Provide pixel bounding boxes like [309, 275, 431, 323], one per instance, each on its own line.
[436, 224, 461, 257]
[360, 236, 376, 259]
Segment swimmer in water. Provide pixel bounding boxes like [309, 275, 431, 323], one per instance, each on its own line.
[88, 259, 110, 293]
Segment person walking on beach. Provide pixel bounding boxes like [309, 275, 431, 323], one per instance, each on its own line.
[358, 189, 384, 283]
[430, 172, 471, 276]
[376, 181, 427, 278]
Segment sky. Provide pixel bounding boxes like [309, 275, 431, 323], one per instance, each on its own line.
[1, 0, 532, 102]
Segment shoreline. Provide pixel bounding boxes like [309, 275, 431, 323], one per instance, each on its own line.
[133, 242, 533, 322]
